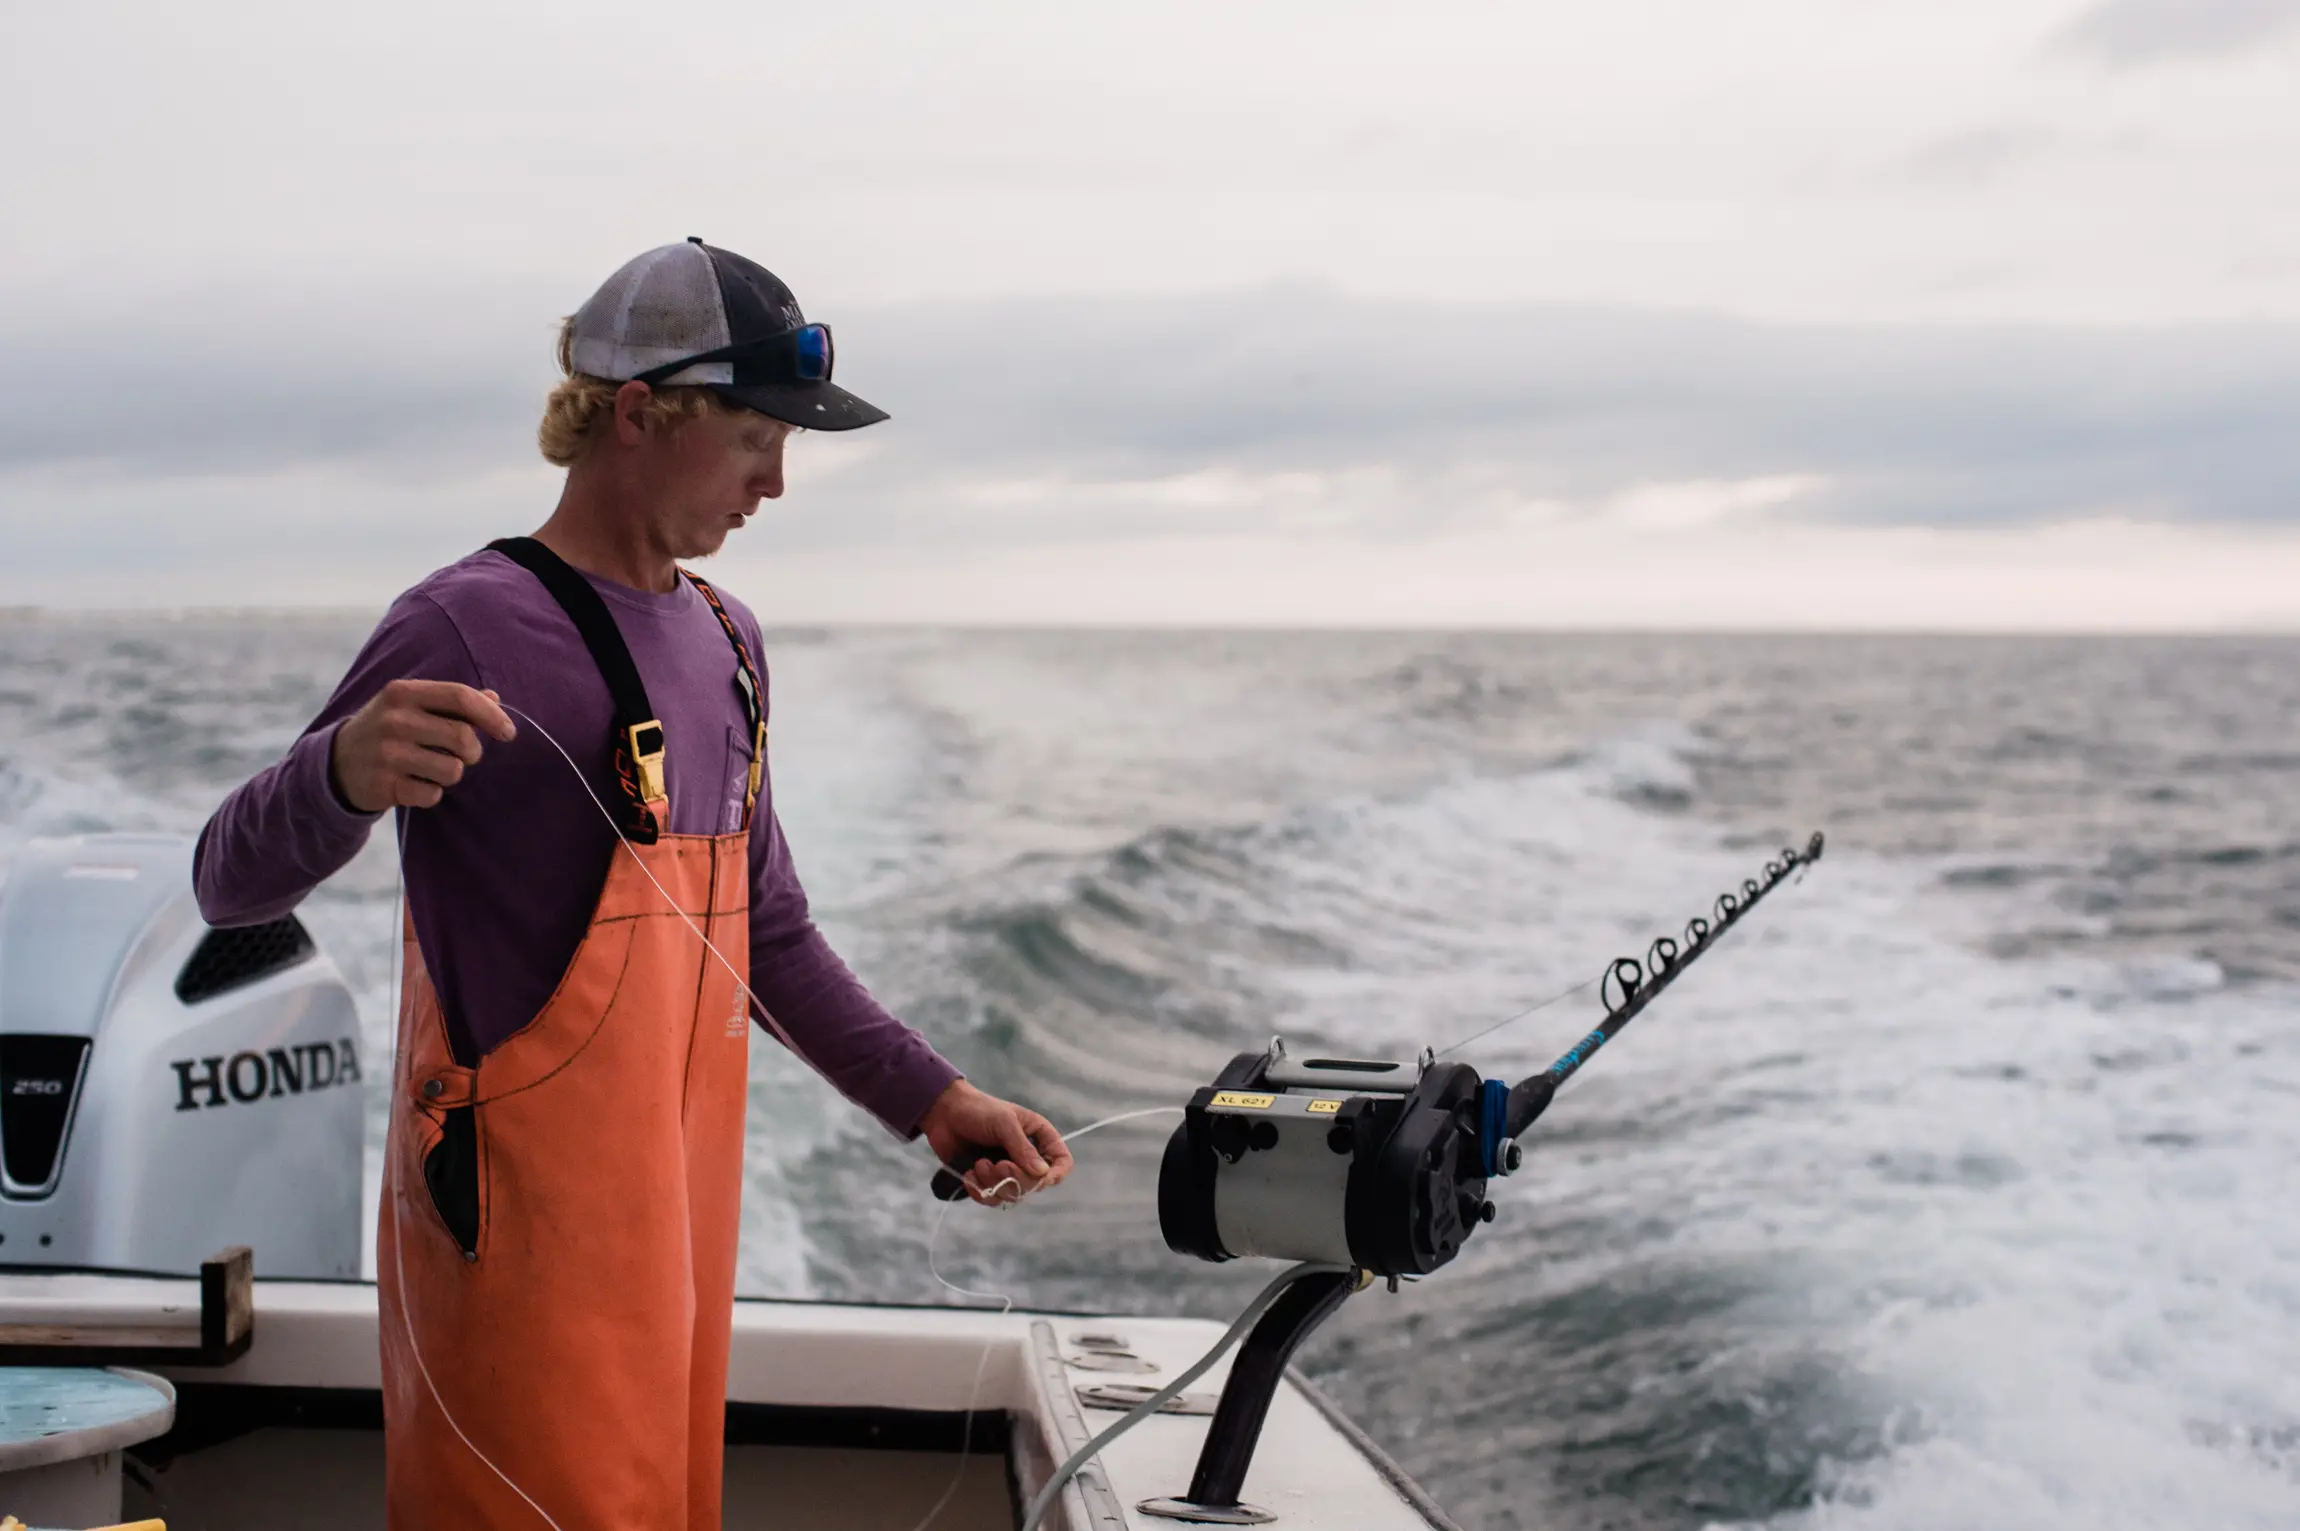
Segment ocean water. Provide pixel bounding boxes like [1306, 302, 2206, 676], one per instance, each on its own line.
[2, 618, 2296, 1530]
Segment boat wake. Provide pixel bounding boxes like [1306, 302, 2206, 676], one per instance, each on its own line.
[3, 621, 2295, 1530]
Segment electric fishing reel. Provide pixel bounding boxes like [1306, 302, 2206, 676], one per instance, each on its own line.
[1156, 1041, 1507, 1277]
[1154, 832, 1826, 1278]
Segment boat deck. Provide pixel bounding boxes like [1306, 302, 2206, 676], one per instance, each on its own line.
[0, 1274, 1453, 1530]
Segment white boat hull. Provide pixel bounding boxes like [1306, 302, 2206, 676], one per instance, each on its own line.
[0, 1274, 1455, 1530]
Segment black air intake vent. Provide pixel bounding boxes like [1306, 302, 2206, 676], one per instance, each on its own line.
[175, 916, 317, 1004]
[0, 1034, 92, 1196]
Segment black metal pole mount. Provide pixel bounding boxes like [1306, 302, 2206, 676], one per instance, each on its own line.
[1136, 1267, 1366, 1525]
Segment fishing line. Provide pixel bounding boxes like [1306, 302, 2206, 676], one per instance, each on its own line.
[909, 1188, 1014, 1531]
[499, 702, 838, 1091]
[1434, 971, 1600, 1057]
[911, 1105, 1185, 1531]
[383, 703, 839, 1531]
[385, 812, 570, 1531]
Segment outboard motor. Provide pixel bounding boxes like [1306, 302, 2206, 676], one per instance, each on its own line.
[0, 834, 363, 1279]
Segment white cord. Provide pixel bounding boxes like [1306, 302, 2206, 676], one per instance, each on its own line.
[388, 702, 825, 1530]
[1435, 971, 1599, 1056]
[499, 702, 821, 1073]
[1019, 1262, 1349, 1531]
[386, 813, 569, 1530]
[378, 700, 879, 1527]
[908, 1105, 1184, 1531]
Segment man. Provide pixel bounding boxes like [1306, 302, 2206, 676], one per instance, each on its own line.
[194, 238, 1071, 1528]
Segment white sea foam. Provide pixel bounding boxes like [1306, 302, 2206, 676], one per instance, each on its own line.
[6, 619, 2295, 1529]
[892, 713, 2300, 1528]
[1203, 751, 2300, 1530]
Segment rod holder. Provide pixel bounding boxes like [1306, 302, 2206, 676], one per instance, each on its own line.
[1137, 1267, 1362, 1525]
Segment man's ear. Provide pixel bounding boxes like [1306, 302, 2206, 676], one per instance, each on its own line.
[611, 381, 656, 446]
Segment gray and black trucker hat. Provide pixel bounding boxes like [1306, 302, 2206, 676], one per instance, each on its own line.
[567, 238, 888, 431]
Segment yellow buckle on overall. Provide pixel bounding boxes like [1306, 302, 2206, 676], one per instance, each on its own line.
[744, 720, 765, 814]
[627, 720, 668, 804]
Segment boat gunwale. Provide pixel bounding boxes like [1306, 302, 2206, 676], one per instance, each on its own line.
[0, 1268, 1458, 1530]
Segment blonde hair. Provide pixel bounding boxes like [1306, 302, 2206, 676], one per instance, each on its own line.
[537, 316, 733, 466]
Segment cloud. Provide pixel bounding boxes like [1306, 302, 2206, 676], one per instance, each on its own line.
[2050, 0, 2300, 66]
[0, 287, 550, 480]
[818, 289, 2300, 540]
[2, 285, 2296, 571]
[1884, 125, 2062, 189]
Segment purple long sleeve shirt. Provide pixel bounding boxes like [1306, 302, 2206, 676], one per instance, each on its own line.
[192, 548, 959, 1138]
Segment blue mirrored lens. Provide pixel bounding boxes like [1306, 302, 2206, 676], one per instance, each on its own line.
[793, 325, 832, 382]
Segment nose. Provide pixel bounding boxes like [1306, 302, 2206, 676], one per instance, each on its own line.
[751, 440, 786, 500]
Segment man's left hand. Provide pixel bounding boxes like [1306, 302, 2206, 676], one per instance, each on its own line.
[920, 1080, 1073, 1207]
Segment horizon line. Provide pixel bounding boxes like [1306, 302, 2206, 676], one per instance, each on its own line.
[4, 607, 2295, 641]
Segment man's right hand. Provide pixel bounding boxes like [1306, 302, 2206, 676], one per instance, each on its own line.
[331, 680, 518, 813]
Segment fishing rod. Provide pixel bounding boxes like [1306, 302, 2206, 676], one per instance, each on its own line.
[1150, 831, 1824, 1269]
[1503, 830, 1824, 1140]
[1123, 832, 1826, 1523]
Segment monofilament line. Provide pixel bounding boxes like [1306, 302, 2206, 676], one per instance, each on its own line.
[387, 812, 570, 1531]
[911, 1105, 1184, 1531]
[502, 702, 828, 1080]
[1435, 971, 1601, 1056]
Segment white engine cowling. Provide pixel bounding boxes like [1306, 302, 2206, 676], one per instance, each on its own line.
[0, 833, 363, 1279]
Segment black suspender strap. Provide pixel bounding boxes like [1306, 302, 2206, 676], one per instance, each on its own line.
[486, 537, 666, 843]
[486, 538, 769, 836]
[682, 572, 766, 825]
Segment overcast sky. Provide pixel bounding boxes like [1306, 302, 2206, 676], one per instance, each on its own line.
[4, 0, 2297, 627]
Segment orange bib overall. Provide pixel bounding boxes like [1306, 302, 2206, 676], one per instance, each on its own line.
[380, 541, 764, 1529]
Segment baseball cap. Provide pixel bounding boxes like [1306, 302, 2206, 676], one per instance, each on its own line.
[566, 238, 888, 431]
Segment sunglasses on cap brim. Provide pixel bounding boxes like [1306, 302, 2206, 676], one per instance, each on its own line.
[632, 323, 834, 388]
